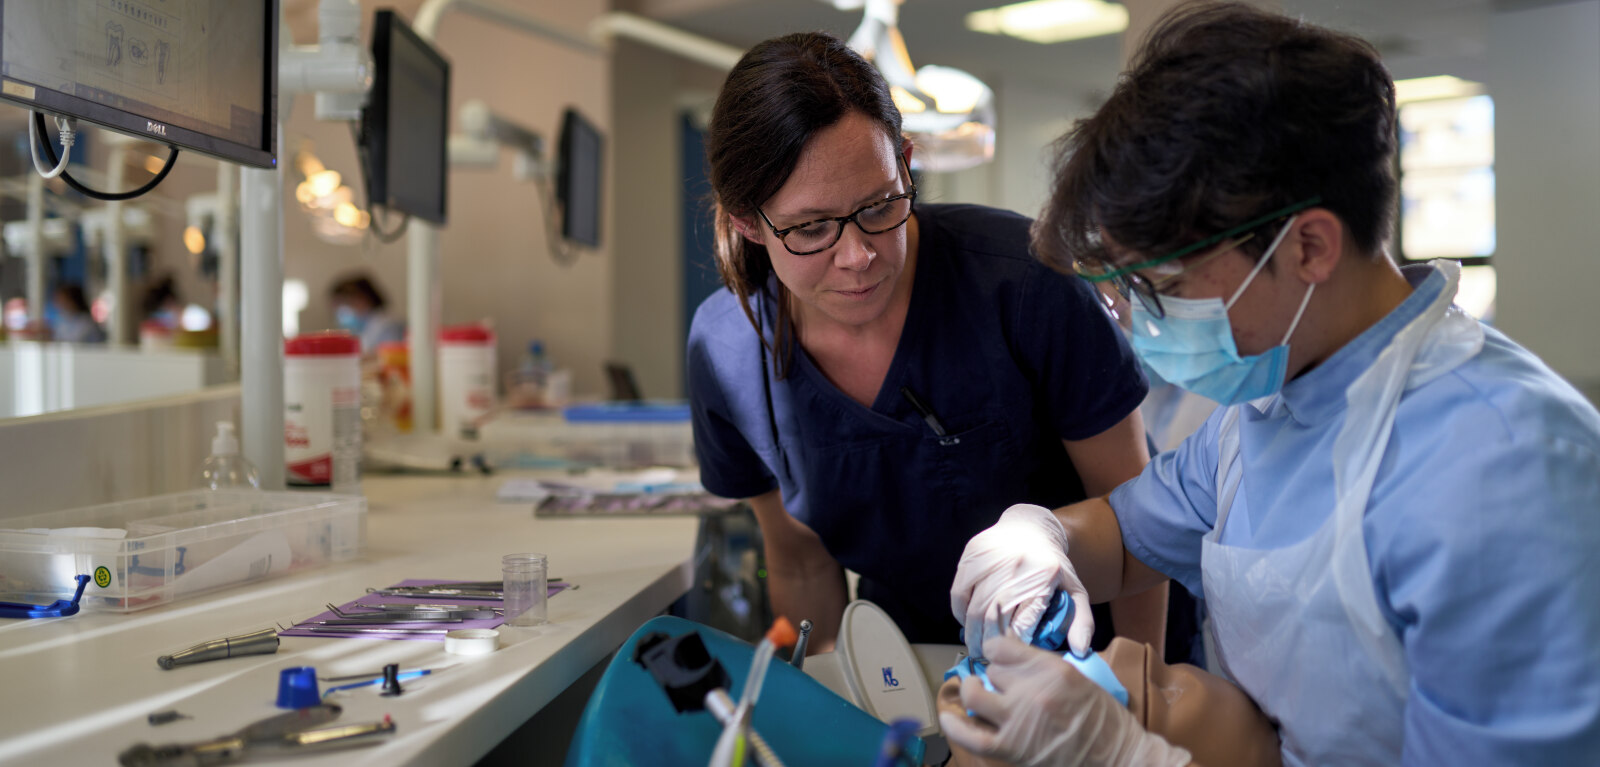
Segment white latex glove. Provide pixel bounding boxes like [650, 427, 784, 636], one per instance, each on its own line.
[951, 503, 1092, 658]
[939, 636, 1192, 767]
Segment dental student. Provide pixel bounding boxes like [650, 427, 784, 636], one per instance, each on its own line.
[946, 4, 1600, 765]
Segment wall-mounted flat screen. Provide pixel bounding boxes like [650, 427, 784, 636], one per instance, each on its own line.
[0, 0, 277, 168]
[558, 107, 602, 247]
[359, 8, 449, 225]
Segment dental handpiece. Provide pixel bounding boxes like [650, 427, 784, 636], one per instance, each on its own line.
[790, 620, 812, 669]
[157, 627, 279, 670]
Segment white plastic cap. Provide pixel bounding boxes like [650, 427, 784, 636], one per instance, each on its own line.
[212, 421, 240, 456]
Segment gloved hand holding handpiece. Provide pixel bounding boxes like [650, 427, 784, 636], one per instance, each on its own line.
[950, 503, 1095, 659]
[939, 635, 1192, 767]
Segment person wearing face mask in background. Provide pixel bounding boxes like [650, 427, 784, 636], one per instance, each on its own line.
[946, 4, 1600, 766]
[141, 274, 183, 330]
[687, 31, 1176, 659]
[329, 273, 404, 355]
[50, 282, 106, 344]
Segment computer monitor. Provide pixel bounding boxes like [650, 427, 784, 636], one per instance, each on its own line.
[359, 9, 449, 225]
[0, 0, 278, 168]
[558, 107, 603, 248]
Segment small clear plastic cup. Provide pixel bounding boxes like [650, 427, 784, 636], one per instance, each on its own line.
[501, 553, 548, 627]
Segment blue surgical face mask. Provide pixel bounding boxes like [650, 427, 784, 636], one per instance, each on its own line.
[1129, 216, 1315, 406]
[335, 305, 366, 333]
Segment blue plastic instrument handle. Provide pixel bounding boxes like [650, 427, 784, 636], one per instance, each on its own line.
[0, 574, 91, 619]
[321, 669, 432, 698]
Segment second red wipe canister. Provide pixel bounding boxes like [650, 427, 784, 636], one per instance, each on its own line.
[285, 331, 361, 491]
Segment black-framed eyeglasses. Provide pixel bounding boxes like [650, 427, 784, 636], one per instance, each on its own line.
[756, 156, 917, 256]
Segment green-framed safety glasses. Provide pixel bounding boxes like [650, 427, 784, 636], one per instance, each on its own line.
[1074, 196, 1324, 284]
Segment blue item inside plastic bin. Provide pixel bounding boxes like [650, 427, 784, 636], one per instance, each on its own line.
[563, 401, 691, 423]
[565, 615, 926, 766]
[0, 574, 91, 619]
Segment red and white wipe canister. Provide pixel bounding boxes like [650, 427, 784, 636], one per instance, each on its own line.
[285, 331, 361, 491]
[439, 324, 496, 438]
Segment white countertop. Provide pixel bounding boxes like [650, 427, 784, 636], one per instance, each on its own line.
[0, 473, 700, 766]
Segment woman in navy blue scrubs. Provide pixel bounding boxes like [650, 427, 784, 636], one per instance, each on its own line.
[687, 31, 1164, 651]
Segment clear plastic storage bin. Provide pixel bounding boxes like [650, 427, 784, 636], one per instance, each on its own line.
[0, 490, 365, 612]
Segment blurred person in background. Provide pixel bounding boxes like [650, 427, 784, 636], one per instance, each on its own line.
[330, 273, 404, 354]
[51, 282, 105, 343]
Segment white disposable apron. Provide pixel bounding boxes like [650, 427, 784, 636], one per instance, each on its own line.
[1201, 261, 1484, 765]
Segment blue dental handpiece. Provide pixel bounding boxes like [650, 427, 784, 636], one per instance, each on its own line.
[945, 590, 1129, 706]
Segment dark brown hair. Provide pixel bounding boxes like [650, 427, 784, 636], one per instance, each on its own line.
[705, 31, 903, 377]
[1037, 2, 1398, 273]
[54, 282, 90, 314]
[330, 274, 386, 310]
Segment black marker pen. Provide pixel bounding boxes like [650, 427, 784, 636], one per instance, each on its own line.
[899, 386, 948, 437]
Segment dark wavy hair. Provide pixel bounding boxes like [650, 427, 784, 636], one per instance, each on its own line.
[706, 31, 903, 378]
[54, 282, 90, 314]
[330, 274, 386, 310]
[1036, 2, 1398, 273]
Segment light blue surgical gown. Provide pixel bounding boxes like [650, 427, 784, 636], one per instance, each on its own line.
[1109, 264, 1600, 764]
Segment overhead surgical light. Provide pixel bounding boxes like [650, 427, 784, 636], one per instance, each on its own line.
[846, 0, 996, 172]
[966, 0, 1128, 45]
[291, 142, 370, 245]
[183, 225, 206, 255]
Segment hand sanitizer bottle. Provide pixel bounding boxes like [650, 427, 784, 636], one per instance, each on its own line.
[200, 421, 261, 490]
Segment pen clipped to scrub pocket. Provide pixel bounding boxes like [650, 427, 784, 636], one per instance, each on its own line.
[900, 386, 961, 446]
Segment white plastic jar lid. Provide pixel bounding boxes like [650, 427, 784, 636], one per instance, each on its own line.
[445, 628, 500, 655]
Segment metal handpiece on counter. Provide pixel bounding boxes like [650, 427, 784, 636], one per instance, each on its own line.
[118, 704, 396, 766]
[158, 627, 279, 670]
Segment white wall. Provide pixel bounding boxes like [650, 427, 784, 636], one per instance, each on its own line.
[611, 40, 686, 400]
[280, 0, 614, 399]
[609, 39, 726, 400]
[1489, 0, 1600, 403]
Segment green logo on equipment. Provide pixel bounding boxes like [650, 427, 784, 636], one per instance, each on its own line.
[93, 566, 111, 588]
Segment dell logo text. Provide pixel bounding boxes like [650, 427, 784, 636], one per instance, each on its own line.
[146, 120, 167, 136]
